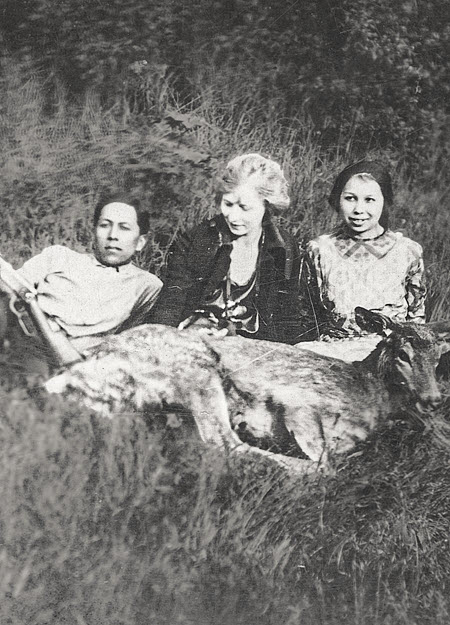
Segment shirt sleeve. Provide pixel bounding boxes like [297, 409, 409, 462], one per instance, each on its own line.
[299, 240, 352, 337]
[264, 232, 306, 344]
[303, 241, 335, 328]
[106, 272, 163, 333]
[304, 241, 325, 311]
[146, 227, 199, 326]
[128, 276, 163, 326]
[17, 246, 62, 288]
[293, 252, 322, 341]
[405, 249, 426, 323]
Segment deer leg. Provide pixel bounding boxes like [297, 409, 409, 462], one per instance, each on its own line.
[188, 376, 313, 475]
[256, 386, 329, 467]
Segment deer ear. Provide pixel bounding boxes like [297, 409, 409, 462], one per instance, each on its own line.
[354, 307, 395, 337]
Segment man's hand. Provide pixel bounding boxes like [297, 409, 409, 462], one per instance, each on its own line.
[196, 327, 229, 338]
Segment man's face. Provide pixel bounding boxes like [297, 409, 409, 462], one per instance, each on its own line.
[94, 202, 147, 267]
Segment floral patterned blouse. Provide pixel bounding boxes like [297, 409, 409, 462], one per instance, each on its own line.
[305, 227, 426, 334]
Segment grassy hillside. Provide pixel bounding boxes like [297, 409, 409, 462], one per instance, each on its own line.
[1, 59, 450, 624]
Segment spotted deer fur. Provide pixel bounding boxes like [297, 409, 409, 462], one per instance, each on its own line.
[45, 309, 442, 473]
[208, 308, 442, 467]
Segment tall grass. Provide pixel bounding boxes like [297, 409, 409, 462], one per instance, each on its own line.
[1, 384, 449, 625]
[1, 57, 450, 624]
[1, 56, 448, 314]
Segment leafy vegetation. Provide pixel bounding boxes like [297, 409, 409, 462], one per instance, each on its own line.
[2, 0, 449, 161]
[0, 3, 450, 622]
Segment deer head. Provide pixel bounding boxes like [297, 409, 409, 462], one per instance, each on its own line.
[355, 307, 442, 410]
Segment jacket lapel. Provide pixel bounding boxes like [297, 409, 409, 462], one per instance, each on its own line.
[197, 213, 289, 333]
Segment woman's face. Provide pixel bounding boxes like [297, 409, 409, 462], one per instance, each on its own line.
[220, 183, 266, 239]
[339, 175, 385, 239]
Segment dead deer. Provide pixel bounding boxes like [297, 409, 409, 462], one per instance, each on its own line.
[45, 323, 308, 473]
[45, 308, 442, 473]
[206, 307, 442, 467]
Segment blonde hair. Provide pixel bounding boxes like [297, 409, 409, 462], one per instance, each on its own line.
[216, 153, 290, 209]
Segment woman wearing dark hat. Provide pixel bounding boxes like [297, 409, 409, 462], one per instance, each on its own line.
[304, 160, 426, 336]
[148, 153, 314, 344]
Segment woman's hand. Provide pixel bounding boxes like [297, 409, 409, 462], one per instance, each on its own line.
[196, 327, 229, 338]
[319, 323, 351, 341]
[177, 314, 229, 338]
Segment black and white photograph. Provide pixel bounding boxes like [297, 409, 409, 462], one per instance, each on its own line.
[0, 1, 449, 623]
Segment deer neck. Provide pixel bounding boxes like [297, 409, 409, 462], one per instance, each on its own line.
[357, 342, 385, 377]
[357, 341, 409, 409]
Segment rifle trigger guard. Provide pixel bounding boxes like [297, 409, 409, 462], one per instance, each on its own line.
[9, 294, 36, 337]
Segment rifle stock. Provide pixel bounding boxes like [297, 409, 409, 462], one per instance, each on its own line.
[0, 256, 82, 368]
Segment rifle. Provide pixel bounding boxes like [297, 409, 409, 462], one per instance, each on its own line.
[0, 256, 83, 368]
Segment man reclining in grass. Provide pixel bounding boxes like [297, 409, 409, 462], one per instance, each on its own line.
[0, 193, 162, 374]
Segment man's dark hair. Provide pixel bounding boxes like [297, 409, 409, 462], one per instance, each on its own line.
[93, 193, 150, 234]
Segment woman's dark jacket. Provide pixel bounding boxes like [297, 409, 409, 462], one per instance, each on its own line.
[148, 213, 317, 344]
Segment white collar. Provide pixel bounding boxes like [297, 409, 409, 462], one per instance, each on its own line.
[89, 253, 135, 273]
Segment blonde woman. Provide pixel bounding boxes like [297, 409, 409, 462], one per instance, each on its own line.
[149, 153, 308, 344]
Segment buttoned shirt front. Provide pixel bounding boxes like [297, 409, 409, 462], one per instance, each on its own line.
[18, 245, 162, 347]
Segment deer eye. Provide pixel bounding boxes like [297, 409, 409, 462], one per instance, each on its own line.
[398, 350, 411, 365]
